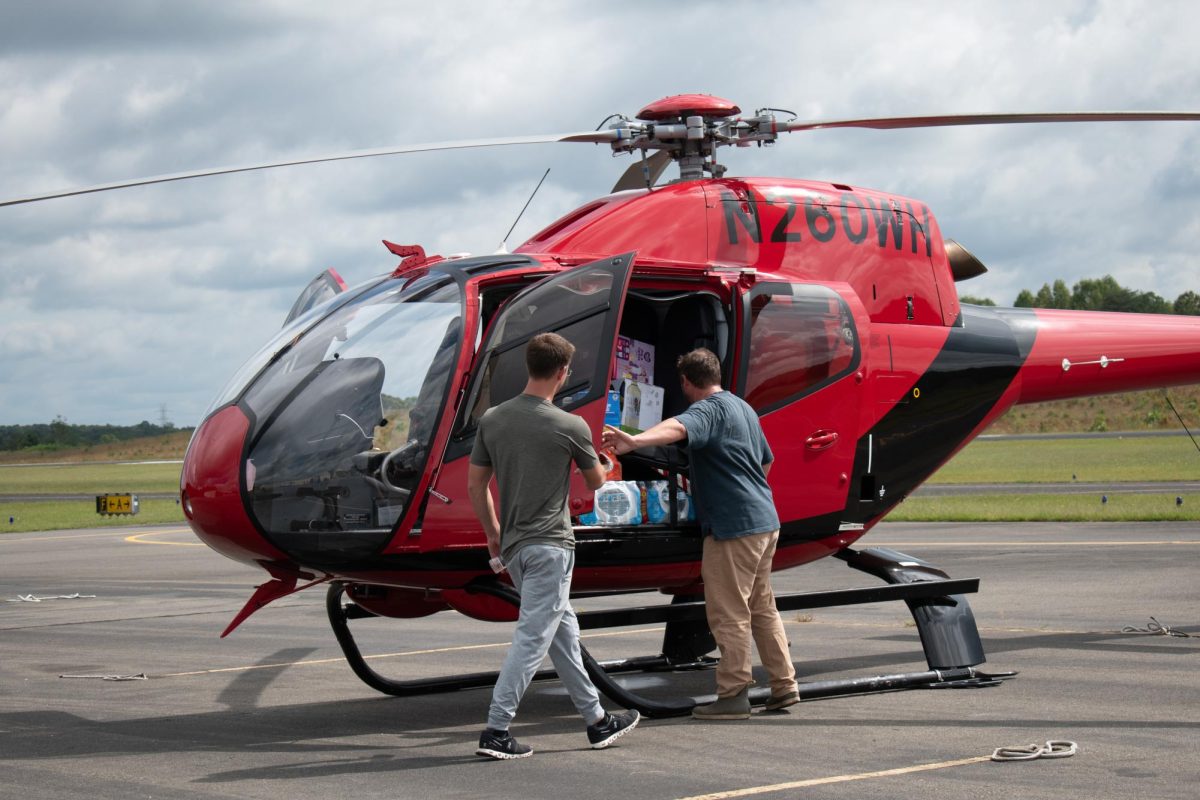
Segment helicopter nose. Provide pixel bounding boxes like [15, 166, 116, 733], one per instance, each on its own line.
[182, 405, 290, 565]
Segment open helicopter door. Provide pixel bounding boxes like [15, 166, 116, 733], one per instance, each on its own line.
[736, 281, 868, 525]
[418, 252, 637, 548]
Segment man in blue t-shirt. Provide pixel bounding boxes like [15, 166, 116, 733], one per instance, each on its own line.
[603, 348, 798, 719]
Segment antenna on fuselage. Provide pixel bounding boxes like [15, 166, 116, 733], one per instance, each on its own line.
[496, 168, 551, 254]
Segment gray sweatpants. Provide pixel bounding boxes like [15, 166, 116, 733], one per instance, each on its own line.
[486, 544, 605, 730]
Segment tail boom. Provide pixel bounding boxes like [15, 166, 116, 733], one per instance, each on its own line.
[1013, 308, 1200, 404]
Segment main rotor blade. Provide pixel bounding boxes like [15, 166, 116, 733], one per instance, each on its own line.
[781, 111, 1200, 133]
[0, 130, 619, 208]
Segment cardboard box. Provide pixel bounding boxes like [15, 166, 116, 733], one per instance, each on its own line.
[615, 335, 655, 385]
[619, 379, 664, 433]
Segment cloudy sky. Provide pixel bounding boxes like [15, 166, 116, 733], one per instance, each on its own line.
[2, 0, 1199, 426]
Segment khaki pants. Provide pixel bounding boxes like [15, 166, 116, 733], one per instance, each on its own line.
[701, 530, 797, 697]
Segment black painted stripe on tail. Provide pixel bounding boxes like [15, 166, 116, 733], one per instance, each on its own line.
[781, 306, 1038, 543]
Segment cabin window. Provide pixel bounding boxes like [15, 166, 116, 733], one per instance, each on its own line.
[461, 264, 619, 431]
[742, 283, 858, 413]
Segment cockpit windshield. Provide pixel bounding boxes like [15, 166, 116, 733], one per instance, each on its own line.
[239, 273, 463, 563]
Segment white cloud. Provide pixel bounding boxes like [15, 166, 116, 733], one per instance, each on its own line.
[2, 0, 1200, 423]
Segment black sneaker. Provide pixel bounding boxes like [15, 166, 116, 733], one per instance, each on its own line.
[586, 709, 640, 749]
[476, 728, 533, 760]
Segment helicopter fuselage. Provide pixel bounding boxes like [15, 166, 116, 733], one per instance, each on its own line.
[181, 176, 1200, 623]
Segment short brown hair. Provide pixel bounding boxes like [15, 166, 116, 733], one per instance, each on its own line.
[526, 332, 575, 379]
[676, 348, 722, 388]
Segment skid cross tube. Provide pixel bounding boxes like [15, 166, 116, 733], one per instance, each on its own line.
[571, 578, 980, 631]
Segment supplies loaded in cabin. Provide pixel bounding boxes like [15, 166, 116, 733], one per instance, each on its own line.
[579, 480, 695, 527]
[583, 334, 693, 527]
[619, 379, 664, 433]
[643, 480, 693, 523]
[611, 335, 664, 433]
[580, 481, 642, 526]
[615, 334, 655, 385]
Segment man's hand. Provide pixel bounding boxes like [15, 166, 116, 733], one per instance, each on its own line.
[604, 419, 687, 453]
[602, 425, 637, 455]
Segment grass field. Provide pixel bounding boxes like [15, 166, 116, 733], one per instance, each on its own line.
[927, 435, 1200, 484]
[889, 492, 1200, 522]
[0, 430, 193, 464]
[0, 460, 187, 532]
[2, 434, 1198, 532]
[0, 462, 183, 495]
[0, 498, 187, 532]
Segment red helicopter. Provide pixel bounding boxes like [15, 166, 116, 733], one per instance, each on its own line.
[10, 94, 1200, 714]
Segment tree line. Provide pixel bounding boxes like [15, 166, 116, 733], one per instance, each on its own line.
[960, 275, 1200, 314]
[0, 418, 188, 452]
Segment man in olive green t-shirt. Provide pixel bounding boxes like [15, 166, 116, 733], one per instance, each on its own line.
[468, 332, 639, 760]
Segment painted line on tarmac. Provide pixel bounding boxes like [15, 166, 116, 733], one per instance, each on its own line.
[0, 530, 129, 543]
[0, 527, 192, 544]
[788, 617, 1147, 637]
[883, 540, 1200, 546]
[156, 626, 664, 678]
[674, 755, 991, 800]
[124, 529, 204, 546]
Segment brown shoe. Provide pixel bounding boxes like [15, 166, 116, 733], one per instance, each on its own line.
[692, 688, 750, 720]
[764, 690, 800, 712]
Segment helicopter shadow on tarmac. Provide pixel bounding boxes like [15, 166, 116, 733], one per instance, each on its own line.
[0, 643, 823, 781]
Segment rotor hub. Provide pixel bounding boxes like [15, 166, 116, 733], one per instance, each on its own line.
[636, 94, 741, 121]
[603, 94, 785, 183]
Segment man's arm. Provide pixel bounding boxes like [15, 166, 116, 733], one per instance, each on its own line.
[602, 419, 688, 455]
[580, 461, 607, 490]
[763, 460, 773, 477]
[467, 463, 502, 559]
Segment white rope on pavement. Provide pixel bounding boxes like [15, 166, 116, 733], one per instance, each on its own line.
[1122, 617, 1193, 638]
[991, 741, 1078, 762]
[6, 593, 97, 602]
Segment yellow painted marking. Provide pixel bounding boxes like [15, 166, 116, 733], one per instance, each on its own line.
[124, 530, 204, 546]
[156, 626, 663, 678]
[675, 755, 991, 800]
[0, 527, 193, 544]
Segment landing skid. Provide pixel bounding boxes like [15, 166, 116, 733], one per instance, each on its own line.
[325, 547, 1016, 717]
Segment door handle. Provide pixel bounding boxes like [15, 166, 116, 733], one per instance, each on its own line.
[805, 430, 839, 451]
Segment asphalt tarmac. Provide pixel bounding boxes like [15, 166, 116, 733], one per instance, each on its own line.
[2, 522, 1197, 799]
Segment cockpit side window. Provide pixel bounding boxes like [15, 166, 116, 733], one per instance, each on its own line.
[458, 265, 619, 434]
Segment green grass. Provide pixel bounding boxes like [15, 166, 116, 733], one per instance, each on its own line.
[889, 493, 1200, 522]
[0, 462, 182, 495]
[927, 436, 1200, 484]
[0, 498, 188, 533]
[3, 436, 1199, 529]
